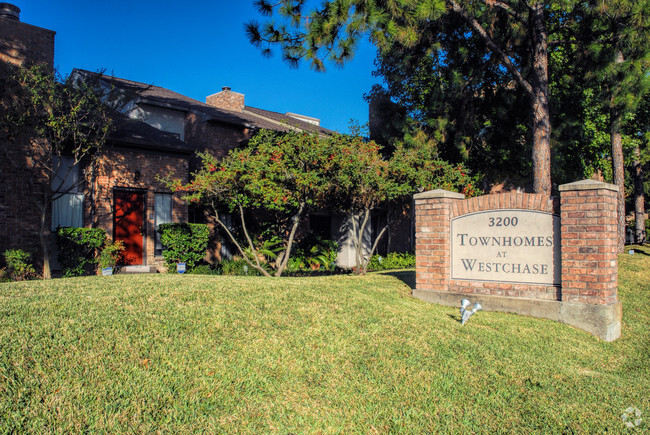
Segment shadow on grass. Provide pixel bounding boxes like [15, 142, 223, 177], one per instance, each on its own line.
[625, 244, 650, 256]
[378, 270, 416, 289]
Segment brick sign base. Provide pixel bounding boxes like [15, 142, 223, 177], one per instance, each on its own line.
[414, 180, 622, 341]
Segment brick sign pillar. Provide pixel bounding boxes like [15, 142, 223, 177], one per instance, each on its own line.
[413, 180, 622, 341]
[558, 180, 621, 340]
[414, 190, 464, 292]
[559, 180, 619, 304]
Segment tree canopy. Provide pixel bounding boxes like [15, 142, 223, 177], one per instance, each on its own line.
[168, 129, 477, 275]
[247, 0, 566, 194]
[1, 65, 123, 278]
[247, 0, 650, 208]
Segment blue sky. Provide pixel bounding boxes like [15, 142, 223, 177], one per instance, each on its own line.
[16, 0, 379, 133]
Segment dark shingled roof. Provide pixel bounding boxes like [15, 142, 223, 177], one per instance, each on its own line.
[243, 106, 336, 136]
[108, 111, 194, 154]
[73, 69, 336, 136]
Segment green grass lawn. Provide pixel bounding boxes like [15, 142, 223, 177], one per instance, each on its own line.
[1, 247, 648, 433]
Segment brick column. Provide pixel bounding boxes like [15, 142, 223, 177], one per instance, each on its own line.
[414, 190, 465, 292]
[559, 180, 619, 305]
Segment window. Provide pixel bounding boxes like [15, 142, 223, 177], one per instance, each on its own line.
[52, 156, 80, 193]
[51, 193, 83, 230]
[51, 156, 83, 230]
[154, 193, 172, 256]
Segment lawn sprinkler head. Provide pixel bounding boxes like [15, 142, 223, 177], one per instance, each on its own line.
[461, 301, 482, 325]
[460, 299, 471, 318]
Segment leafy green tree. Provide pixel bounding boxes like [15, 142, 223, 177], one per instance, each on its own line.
[329, 134, 478, 274]
[574, 1, 650, 250]
[167, 130, 335, 277]
[366, 16, 532, 186]
[247, 0, 577, 195]
[1, 65, 122, 278]
[625, 91, 649, 244]
[328, 135, 398, 274]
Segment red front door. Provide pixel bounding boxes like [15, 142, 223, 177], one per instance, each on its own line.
[114, 190, 145, 265]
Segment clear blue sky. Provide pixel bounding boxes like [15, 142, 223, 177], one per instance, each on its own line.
[16, 0, 379, 133]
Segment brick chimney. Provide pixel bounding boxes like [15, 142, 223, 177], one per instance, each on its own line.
[0, 3, 20, 20]
[206, 86, 245, 112]
[0, 3, 55, 69]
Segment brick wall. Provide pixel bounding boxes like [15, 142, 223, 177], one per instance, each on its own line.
[415, 190, 560, 301]
[0, 15, 55, 69]
[184, 112, 252, 172]
[90, 146, 189, 270]
[559, 181, 618, 305]
[0, 13, 55, 269]
[0, 135, 49, 268]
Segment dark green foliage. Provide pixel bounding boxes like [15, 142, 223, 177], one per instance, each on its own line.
[2, 249, 36, 281]
[97, 240, 124, 270]
[367, 252, 415, 271]
[56, 228, 106, 277]
[287, 238, 339, 274]
[158, 223, 210, 272]
[366, 13, 532, 185]
[220, 258, 264, 276]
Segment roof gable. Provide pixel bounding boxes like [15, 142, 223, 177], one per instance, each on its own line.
[73, 69, 337, 136]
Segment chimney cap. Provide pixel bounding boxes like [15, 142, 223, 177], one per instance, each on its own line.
[0, 3, 20, 20]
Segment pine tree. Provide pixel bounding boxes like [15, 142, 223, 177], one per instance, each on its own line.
[247, 0, 576, 194]
[575, 1, 650, 251]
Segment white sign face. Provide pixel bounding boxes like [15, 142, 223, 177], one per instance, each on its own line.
[451, 210, 560, 285]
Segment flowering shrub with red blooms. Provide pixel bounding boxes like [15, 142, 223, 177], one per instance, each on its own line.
[161, 129, 478, 277]
[162, 129, 335, 277]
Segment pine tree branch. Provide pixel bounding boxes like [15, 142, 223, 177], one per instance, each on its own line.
[482, 0, 523, 22]
[448, 0, 535, 99]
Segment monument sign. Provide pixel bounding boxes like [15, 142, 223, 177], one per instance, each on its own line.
[451, 210, 560, 285]
[413, 180, 622, 342]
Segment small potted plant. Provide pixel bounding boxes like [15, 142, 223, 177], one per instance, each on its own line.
[98, 240, 124, 276]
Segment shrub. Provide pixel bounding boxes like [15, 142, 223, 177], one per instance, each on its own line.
[220, 258, 264, 276]
[3, 249, 36, 281]
[98, 240, 125, 270]
[158, 223, 210, 272]
[367, 252, 415, 271]
[287, 237, 339, 274]
[57, 228, 106, 277]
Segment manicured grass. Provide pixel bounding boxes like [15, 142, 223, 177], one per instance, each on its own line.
[1, 247, 649, 433]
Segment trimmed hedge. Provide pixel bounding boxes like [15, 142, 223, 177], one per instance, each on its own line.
[158, 223, 209, 272]
[57, 227, 106, 277]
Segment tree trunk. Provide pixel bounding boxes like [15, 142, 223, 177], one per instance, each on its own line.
[362, 223, 389, 275]
[211, 206, 271, 277]
[633, 145, 646, 244]
[38, 197, 51, 279]
[450, 0, 552, 195]
[275, 202, 305, 277]
[354, 209, 371, 274]
[611, 48, 626, 253]
[530, 2, 552, 195]
[610, 107, 626, 252]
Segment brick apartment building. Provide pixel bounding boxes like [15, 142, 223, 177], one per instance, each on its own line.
[0, 2, 56, 270]
[0, 3, 340, 273]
